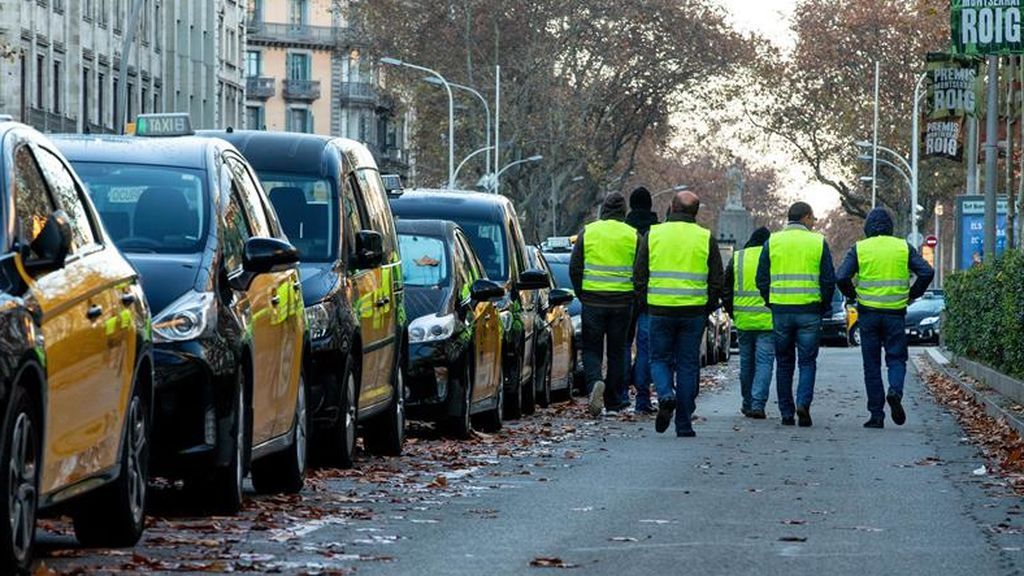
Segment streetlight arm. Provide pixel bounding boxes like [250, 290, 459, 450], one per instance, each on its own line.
[453, 145, 495, 184]
[491, 156, 543, 191]
[383, 58, 456, 188]
[872, 157, 912, 190]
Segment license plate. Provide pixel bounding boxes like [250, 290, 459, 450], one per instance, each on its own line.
[905, 329, 913, 335]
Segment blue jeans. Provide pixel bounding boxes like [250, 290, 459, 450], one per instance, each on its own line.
[632, 313, 653, 409]
[582, 304, 633, 406]
[737, 330, 775, 412]
[650, 314, 705, 433]
[858, 312, 908, 418]
[772, 312, 821, 418]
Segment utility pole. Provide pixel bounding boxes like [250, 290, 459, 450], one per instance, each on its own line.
[872, 61, 880, 208]
[494, 65, 501, 195]
[984, 56, 999, 263]
[1007, 56, 1017, 251]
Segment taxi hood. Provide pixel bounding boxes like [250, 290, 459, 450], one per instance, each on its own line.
[297, 262, 339, 306]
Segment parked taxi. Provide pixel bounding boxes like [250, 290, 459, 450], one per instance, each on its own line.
[0, 121, 153, 573]
[526, 246, 575, 405]
[54, 114, 307, 514]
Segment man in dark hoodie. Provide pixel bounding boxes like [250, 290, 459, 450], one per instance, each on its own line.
[625, 187, 660, 413]
[570, 192, 638, 417]
[756, 202, 835, 427]
[837, 208, 934, 428]
[635, 191, 724, 437]
[723, 226, 774, 419]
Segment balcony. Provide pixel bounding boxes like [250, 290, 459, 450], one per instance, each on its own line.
[246, 18, 351, 49]
[246, 76, 275, 100]
[26, 108, 77, 133]
[283, 79, 321, 101]
[338, 81, 378, 106]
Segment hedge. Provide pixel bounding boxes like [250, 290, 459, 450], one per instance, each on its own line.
[944, 249, 1024, 380]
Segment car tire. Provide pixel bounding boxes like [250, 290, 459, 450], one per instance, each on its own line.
[444, 360, 473, 440]
[536, 351, 552, 408]
[0, 386, 39, 575]
[251, 374, 307, 495]
[320, 356, 358, 469]
[366, 364, 405, 456]
[475, 379, 503, 433]
[503, 360, 523, 420]
[201, 370, 247, 515]
[73, 386, 149, 548]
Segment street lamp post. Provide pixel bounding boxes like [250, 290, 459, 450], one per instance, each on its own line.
[424, 77, 491, 177]
[381, 57, 456, 188]
[858, 155, 911, 191]
[490, 155, 543, 193]
[910, 72, 926, 250]
[452, 145, 494, 185]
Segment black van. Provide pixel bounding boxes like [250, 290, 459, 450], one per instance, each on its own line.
[389, 190, 550, 419]
[208, 130, 406, 468]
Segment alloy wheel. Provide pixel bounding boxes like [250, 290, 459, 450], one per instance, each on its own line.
[344, 372, 357, 456]
[8, 413, 36, 565]
[126, 397, 147, 525]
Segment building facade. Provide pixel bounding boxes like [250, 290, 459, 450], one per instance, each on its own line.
[245, 0, 412, 177]
[0, 0, 246, 134]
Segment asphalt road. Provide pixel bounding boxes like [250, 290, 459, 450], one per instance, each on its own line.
[42, 348, 1024, 575]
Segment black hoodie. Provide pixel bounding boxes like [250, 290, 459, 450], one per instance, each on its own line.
[723, 227, 771, 318]
[625, 209, 660, 236]
[836, 208, 934, 315]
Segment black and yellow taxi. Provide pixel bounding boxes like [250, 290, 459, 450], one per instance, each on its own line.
[389, 190, 551, 420]
[526, 246, 575, 405]
[397, 219, 505, 437]
[53, 114, 307, 514]
[0, 121, 153, 573]
[206, 130, 407, 468]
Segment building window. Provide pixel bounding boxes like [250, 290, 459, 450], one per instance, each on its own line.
[287, 53, 310, 81]
[82, 69, 91, 124]
[245, 50, 261, 77]
[127, 82, 134, 120]
[246, 105, 263, 130]
[35, 55, 44, 109]
[112, 77, 118, 126]
[98, 72, 105, 126]
[287, 108, 311, 133]
[141, 87, 147, 113]
[54, 0, 64, 13]
[153, 90, 159, 112]
[154, 0, 161, 50]
[250, 0, 263, 21]
[52, 61, 61, 113]
[83, 0, 93, 21]
[288, 0, 307, 28]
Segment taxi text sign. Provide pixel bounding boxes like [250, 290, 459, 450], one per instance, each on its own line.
[952, 0, 1024, 55]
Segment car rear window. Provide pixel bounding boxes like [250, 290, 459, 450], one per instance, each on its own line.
[72, 162, 208, 254]
[399, 234, 449, 287]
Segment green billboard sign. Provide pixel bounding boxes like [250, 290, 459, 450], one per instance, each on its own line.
[952, 0, 1024, 55]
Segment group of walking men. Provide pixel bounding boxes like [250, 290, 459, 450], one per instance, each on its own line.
[570, 187, 934, 437]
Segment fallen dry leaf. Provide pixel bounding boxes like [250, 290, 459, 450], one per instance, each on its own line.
[530, 556, 580, 569]
[778, 536, 808, 542]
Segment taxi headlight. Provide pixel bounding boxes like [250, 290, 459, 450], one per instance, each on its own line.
[305, 302, 334, 341]
[152, 291, 215, 343]
[408, 313, 456, 344]
[920, 315, 940, 327]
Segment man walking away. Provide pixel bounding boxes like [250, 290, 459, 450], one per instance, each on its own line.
[723, 226, 774, 419]
[756, 202, 835, 427]
[836, 208, 933, 428]
[626, 187, 660, 414]
[635, 191, 723, 437]
[570, 192, 638, 418]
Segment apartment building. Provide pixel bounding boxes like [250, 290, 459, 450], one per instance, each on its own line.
[245, 0, 412, 178]
[0, 0, 246, 133]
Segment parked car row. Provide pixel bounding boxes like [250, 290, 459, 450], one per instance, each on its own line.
[0, 116, 578, 573]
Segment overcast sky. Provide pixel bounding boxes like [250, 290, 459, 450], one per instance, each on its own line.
[718, 0, 796, 49]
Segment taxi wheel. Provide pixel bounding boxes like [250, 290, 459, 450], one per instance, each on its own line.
[366, 366, 405, 456]
[0, 386, 39, 575]
[203, 372, 247, 515]
[321, 358, 357, 469]
[252, 375, 307, 495]
[73, 388, 148, 547]
[849, 324, 861, 347]
[536, 352, 552, 409]
[444, 361, 473, 440]
[474, 378, 503, 433]
[503, 362, 523, 420]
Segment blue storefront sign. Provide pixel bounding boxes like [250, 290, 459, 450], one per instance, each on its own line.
[956, 196, 1008, 269]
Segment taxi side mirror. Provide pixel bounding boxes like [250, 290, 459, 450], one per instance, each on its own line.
[242, 237, 299, 275]
[355, 230, 384, 269]
[24, 210, 72, 274]
[470, 279, 505, 302]
[548, 288, 574, 307]
[516, 268, 550, 291]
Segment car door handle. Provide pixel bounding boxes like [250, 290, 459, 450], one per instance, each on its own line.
[86, 305, 103, 320]
[375, 296, 391, 308]
[270, 295, 281, 306]
[121, 293, 137, 306]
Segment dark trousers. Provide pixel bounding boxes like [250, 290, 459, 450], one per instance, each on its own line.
[582, 304, 633, 406]
[650, 314, 705, 434]
[859, 312, 908, 418]
[773, 312, 821, 418]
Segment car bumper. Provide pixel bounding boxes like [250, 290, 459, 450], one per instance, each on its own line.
[151, 339, 236, 477]
[905, 326, 939, 343]
[406, 339, 460, 419]
[820, 320, 848, 341]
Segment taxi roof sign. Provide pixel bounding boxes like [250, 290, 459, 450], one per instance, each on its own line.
[135, 113, 194, 137]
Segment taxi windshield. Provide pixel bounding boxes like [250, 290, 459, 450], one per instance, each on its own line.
[73, 162, 208, 254]
[399, 234, 449, 287]
[256, 171, 337, 262]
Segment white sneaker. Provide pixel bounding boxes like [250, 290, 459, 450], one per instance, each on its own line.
[588, 380, 605, 418]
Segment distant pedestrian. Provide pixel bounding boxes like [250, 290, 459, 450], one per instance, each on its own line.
[570, 192, 639, 418]
[755, 202, 835, 427]
[836, 208, 934, 428]
[635, 191, 723, 437]
[723, 226, 774, 419]
[625, 186, 661, 414]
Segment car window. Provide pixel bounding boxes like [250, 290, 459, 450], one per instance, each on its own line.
[457, 220, 508, 281]
[451, 235, 474, 297]
[257, 171, 337, 263]
[546, 257, 571, 290]
[339, 175, 363, 261]
[507, 216, 526, 274]
[398, 233, 448, 287]
[12, 144, 56, 251]
[908, 298, 944, 314]
[34, 147, 97, 252]
[226, 155, 270, 237]
[535, 250, 555, 289]
[456, 232, 483, 282]
[353, 168, 396, 255]
[232, 157, 281, 238]
[222, 183, 253, 274]
[72, 161, 208, 254]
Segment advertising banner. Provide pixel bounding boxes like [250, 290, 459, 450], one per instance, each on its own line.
[923, 53, 979, 161]
[952, 0, 1024, 55]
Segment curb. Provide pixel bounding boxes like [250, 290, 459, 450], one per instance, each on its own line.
[917, 349, 1024, 439]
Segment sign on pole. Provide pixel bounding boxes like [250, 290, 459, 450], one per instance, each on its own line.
[923, 53, 979, 161]
[925, 235, 939, 248]
[955, 195, 1009, 268]
[952, 1, 1024, 55]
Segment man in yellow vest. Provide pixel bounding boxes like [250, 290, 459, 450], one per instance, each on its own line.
[723, 226, 774, 419]
[570, 192, 638, 417]
[634, 191, 723, 437]
[837, 208, 934, 428]
[755, 202, 835, 427]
